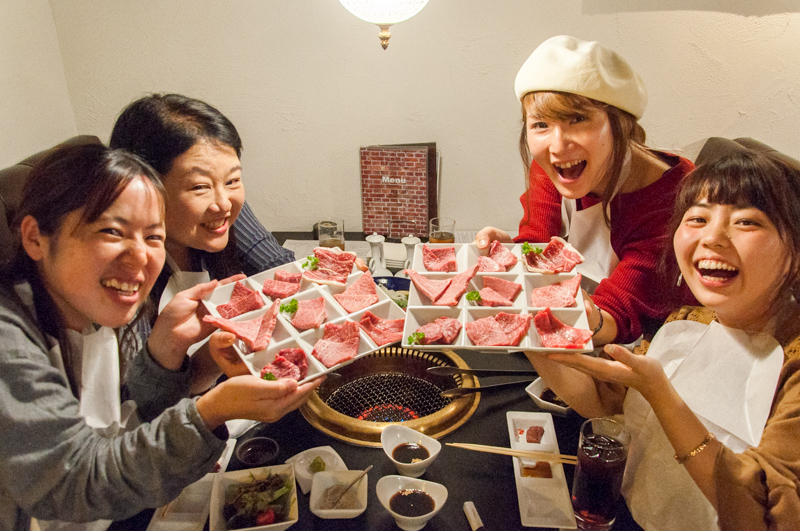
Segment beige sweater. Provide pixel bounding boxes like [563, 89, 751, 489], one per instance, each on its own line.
[653, 306, 800, 531]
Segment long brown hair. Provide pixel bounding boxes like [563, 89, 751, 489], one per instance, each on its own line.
[518, 91, 646, 226]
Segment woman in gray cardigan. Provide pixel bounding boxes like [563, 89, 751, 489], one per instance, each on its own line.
[0, 144, 319, 530]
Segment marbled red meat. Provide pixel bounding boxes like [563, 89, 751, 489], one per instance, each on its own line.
[533, 308, 592, 349]
[405, 269, 451, 304]
[274, 270, 302, 284]
[303, 247, 357, 285]
[422, 245, 457, 272]
[489, 240, 518, 269]
[482, 276, 522, 302]
[477, 255, 505, 272]
[333, 271, 379, 313]
[278, 348, 308, 379]
[529, 274, 582, 308]
[526, 425, 545, 443]
[260, 356, 301, 380]
[359, 311, 405, 346]
[312, 321, 361, 368]
[291, 297, 327, 330]
[464, 312, 532, 347]
[477, 287, 513, 307]
[215, 281, 264, 318]
[203, 301, 280, 352]
[434, 263, 479, 306]
[524, 237, 584, 274]
[415, 316, 462, 345]
[261, 278, 301, 299]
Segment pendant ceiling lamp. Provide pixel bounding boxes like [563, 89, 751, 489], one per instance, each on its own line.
[339, 0, 430, 50]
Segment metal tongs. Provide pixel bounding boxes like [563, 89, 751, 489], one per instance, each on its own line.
[428, 367, 537, 398]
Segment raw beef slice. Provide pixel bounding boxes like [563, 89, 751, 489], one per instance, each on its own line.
[359, 311, 405, 346]
[333, 271, 379, 313]
[274, 270, 302, 284]
[482, 276, 523, 302]
[534, 308, 593, 349]
[529, 274, 582, 308]
[405, 269, 451, 304]
[434, 263, 479, 306]
[422, 244, 457, 272]
[312, 321, 361, 368]
[526, 425, 545, 443]
[262, 278, 301, 299]
[415, 322, 444, 344]
[278, 348, 309, 379]
[477, 255, 505, 272]
[203, 301, 280, 352]
[524, 237, 584, 274]
[477, 287, 513, 307]
[303, 247, 357, 285]
[216, 281, 264, 318]
[291, 297, 327, 330]
[261, 356, 301, 381]
[489, 240, 518, 269]
[464, 312, 531, 347]
[415, 316, 462, 345]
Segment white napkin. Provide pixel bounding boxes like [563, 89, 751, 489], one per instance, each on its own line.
[648, 320, 784, 450]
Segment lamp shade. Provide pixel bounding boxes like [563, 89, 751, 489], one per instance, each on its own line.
[339, 0, 429, 25]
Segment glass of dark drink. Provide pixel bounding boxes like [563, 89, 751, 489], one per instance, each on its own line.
[428, 217, 455, 243]
[571, 417, 630, 529]
[318, 218, 345, 250]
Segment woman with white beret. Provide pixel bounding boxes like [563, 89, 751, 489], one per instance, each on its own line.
[477, 35, 695, 346]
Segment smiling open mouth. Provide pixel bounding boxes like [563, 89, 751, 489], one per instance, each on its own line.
[696, 259, 739, 281]
[102, 278, 140, 295]
[554, 160, 586, 180]
[203, 218, 227, 230]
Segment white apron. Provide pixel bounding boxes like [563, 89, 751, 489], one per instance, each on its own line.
[158, 254, 210, 314]
[562, 150, 632, 287]
[35, 327, 139, 531]
[621, 320, 784, 531]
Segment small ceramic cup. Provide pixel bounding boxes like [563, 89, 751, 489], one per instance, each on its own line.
[381, 425, 441, 478]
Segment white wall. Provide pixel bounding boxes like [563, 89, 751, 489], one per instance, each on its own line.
[42, 0, 800, 233]
[0, 0, 76, 167]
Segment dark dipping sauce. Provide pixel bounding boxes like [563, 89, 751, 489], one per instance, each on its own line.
[392, 443, 429, 464]
[390, 489, 435, 517]
[541, 388, 569, 408]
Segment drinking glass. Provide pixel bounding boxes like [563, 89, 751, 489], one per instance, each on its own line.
[571, 417, 630, 529]
[428, 217, 455, 243]
[318, 218, 345, 250]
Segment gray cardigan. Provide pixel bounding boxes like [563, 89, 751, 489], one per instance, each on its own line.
[0, 280, 227, 531]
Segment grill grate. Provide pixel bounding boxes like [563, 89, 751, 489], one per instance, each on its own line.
[324, 373, 452, 422]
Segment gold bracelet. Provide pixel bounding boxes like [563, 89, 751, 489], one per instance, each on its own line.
[674, 432, 716, 465]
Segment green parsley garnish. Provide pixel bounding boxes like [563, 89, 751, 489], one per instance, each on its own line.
[262, 372, 277, 381]
[302, 256, 319, 270]
[521, 242, 543, 255]
[407, 332, 425, 345]
[280, 299, 298, 314]
[466, 290, 482, 302]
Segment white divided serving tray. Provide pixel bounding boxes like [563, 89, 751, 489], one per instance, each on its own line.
[202, 258, 405, 384]
[506, 411, 577, 529]
[401, 243, 593, 353]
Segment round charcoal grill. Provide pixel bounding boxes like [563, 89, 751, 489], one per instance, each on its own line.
[300, 346, 479, 447]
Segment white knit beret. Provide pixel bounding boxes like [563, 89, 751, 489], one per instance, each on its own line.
[514, 35, 647, 119]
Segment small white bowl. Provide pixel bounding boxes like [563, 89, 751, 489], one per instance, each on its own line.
[286, 446, 347, 495]
[376, 475, 448, 531]
[381, 425, 441, 478]
[526, 377, 571, 415]
[309, 469, 369, 519]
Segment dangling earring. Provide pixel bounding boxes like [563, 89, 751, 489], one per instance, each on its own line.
[677, 274, 683, 287]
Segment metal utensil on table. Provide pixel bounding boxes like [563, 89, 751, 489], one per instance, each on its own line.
[331, 465, 373, 508]
[427, 367, 538, 378]
[440, 379, 536, 398]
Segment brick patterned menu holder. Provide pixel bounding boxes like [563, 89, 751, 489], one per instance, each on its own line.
[360, 143, 438, 241]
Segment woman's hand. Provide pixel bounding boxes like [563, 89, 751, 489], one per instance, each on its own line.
[148, 280, 220, 370]
[475, 226, 513, 250]
[547, 344, 670, 403]
[195, 374, 324, 428]
[207, 330, 252, 377]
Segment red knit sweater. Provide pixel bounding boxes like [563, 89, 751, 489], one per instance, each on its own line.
[513, 152, 697, 343]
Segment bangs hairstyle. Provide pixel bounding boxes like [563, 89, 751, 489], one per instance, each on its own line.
[14, 143, 165, 238]
[519, 91, 646, 226]
[665, 149, 800, 297]
[109, 93, 243, 177]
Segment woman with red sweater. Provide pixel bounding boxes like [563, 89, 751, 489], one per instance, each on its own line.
[478, 35, 694, 345]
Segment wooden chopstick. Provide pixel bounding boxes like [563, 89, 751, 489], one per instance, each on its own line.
[446, 442, 578, 465]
